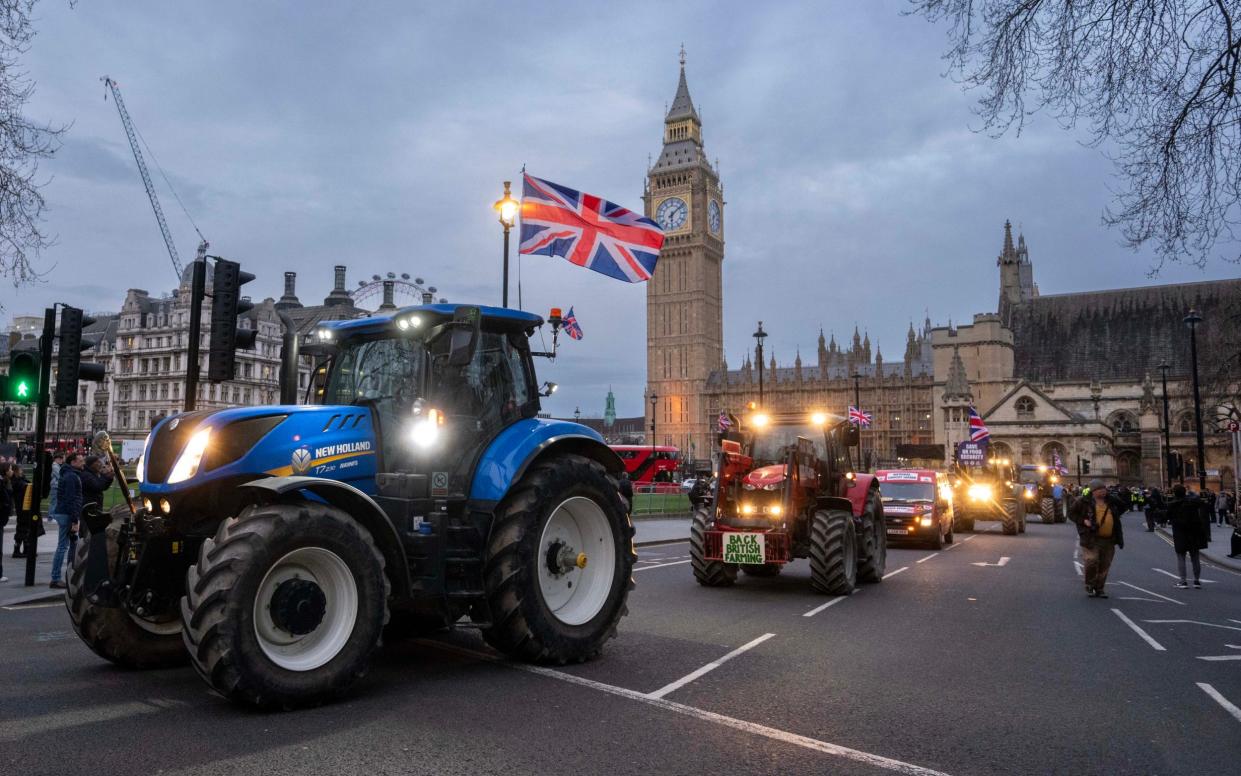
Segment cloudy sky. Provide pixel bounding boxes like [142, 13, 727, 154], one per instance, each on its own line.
[5, 0, 1239, 418]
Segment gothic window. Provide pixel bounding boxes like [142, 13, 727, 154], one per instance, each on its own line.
[1015, 397, 1036, 418]
[1108, 411, 1138, 434]
[1177, 413, 1193, 433]
[1041, 442, 1068, 468]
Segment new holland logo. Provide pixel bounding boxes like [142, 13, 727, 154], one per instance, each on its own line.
[291, 447, 313, 475]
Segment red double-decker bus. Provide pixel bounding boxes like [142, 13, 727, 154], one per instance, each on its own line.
[610, 445, 680, 487]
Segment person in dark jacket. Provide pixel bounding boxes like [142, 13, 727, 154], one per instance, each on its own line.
[80, 455, 114, 509]
[617, 471, 634, 515]
[1071, 479, 1126, 598]
[0, 463, 13, 582]
[1167, 484, 1207, 588]
[10, 465, 32, 559]
[49, 452, 85, 589]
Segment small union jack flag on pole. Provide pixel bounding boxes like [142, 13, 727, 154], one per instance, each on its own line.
[519, 173, 665, 283]
[968, 404, 991, 442]
[718, 411, 732, 432]
[562, 306, 583, 340]
[848, 406, 873, 427]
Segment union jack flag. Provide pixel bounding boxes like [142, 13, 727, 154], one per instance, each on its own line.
[718, 411, 732, 432]
[563, 306, 583, 340]
[519, 173, 665, 283]
[968, 405, 990, 442]
[848, 406, 872, 427]
[1052, 451, 1068, 475]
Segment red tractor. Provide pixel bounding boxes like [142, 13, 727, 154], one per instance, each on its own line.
[690, 410, 886, 594]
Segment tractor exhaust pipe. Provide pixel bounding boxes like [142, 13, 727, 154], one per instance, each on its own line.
[278, 310, 299, 405]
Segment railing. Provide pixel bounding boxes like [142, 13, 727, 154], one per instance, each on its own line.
[631, 483, 692, 517]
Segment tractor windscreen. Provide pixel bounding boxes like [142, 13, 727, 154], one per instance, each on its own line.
[880, 482, 935, 502]
[325, 337, 425, 408]
[749, 423, 823, 464]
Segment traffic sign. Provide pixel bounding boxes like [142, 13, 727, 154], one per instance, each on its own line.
[1228, 420, 1239, 433]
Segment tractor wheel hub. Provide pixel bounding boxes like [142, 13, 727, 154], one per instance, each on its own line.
[269, 578, 327, 636]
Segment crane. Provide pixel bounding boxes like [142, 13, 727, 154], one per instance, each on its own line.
[102, 76, 206, 280]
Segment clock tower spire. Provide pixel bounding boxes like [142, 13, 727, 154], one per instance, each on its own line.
[644, 48, 724, 465]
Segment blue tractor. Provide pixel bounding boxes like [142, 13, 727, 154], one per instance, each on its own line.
[67, 304, 635, 708]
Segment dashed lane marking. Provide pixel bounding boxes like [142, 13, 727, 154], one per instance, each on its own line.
[916, 553, 939, 563]
[1196, 655, 1241, 661]
[943, 541, 963, 550]
[1142, 619, 1241, 632]
[1074, 561, 1084, 577]
[418, 640, 954, 776]
[1151, 567, 1216, 583]
[633, 559, 692, 572]
[1114, 581, 1185, 605]
[1197, 683, 1241, 725]
[0, 602, 62, 611]
[803, 592, 855, 618]
[1111, 609, 1166, 651]
[882, 566, 909, 580]
[962, 535, 977, 542]
[647, 633, 776, 700]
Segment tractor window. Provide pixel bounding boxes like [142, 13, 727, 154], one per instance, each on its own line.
[325, 338, 424, 408]
[428, 330, 534, 432]
[750, 424, 821, 464]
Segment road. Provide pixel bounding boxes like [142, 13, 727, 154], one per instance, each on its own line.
[2, 514, 1239, 775]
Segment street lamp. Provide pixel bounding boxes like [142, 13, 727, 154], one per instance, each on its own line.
[649, 393, 659, 460]
[573, 406, 581, 423]
[752, 321, 767, 407]
[1159, 361, 1172, 489]
[1184, 309, 1207, 492]
[494, 181, 519, 308]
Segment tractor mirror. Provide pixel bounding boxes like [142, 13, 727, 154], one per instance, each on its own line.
[448, 306, 481, 367]
[842, 425, 860, 448]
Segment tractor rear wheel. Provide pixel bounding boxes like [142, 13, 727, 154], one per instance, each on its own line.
[690, 507, 738, 587]
[741, 562, 782, 577]
[1001, 500, 1020, 535]
[856, 489, 887, 583]
[1040, 497, 1056, 524]
[181, 502, 389, 708]
[480, 454, 635, 664]
[810, 509, 856, 595]
[945, 521, 955, 544]
[66, 514, 187, 669]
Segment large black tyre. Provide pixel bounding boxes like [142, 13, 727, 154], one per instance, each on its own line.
[1055, 499, 1068, 523]
[742, 562, 782, 577]
[66, 516, 187, 669]
[954, 511, 974, 533]
[690, 507, 738, 587]
[479, 454, 635, 664]
[944, 520, 955, 544]
[181, 502, 389, 708]
[1001, 500, 1019, 535]
[856, 489, 887, 583]
[1040, 497, 1056, 524]
[810, 509, 857, 595]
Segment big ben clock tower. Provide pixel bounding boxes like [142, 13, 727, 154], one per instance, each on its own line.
[644, 48, 725, 464]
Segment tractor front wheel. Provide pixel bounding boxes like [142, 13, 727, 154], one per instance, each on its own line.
[181, 502, 389, 708]
[810, 509, 857, 595]
[691, 507, 738, 587]
[480, 454, 635, 664]
[856, 489, 887, 583]
[66, 514, 187, 669]
[1001, 500, 1020, 535]
[1040, 497, 1056, 524]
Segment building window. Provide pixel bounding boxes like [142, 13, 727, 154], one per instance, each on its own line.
[1015, 397, 1035, 418]
[1178, 414, 1193, 433]
[1109, 411, 1138, 434]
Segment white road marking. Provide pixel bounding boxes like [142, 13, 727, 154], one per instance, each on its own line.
[1143, 619, 1241, 632]
[1196, 655, 1241, 661]
[0, 602, 63, 611]
[1114, 582, 1185, 605]
[1197, 683, 1241, 725]
[1119, 597, 1164, 603]
[647, 633, 776, 700]
[962, 535, 977, 542]
[0, 698, 183, 742]
[633, 559, 692, 572]
[970, 556, 1010, 567]
[882, 566, 909, 580]
[1111, 609, 1166, 651]
[943, 541, 963, 551]
[419, 640, 954, 775]
[1151, 567, 1216, 583]
[803, 593, 854, 618]
[1074, 561, 1084, 577]
[916, 553, 939, 563]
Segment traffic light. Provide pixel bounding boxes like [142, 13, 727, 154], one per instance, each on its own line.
[55, 306, 105, 407]
[207, 258, 257, 382]
[5, 350, 39, 404]
[1081, 458, 1091, 475]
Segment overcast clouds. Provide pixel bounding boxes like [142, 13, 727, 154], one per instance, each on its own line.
[3, 0, 1238, 419]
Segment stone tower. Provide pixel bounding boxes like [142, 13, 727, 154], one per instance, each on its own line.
[997, 220, 1036, 322]
[644, 48, 725, 462]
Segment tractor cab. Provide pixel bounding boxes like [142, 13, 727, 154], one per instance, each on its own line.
[950, 455, 1025, 534]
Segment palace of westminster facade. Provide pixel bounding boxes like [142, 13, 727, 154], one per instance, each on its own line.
[644, 56, 1241, 488]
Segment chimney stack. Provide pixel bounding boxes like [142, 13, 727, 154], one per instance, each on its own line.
[324, 264, 354, 307]
[378, 279, 397, 312]
[275, 271, 303, 310]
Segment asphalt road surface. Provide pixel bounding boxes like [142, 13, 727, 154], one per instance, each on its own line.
[3, 514, 1240, 775]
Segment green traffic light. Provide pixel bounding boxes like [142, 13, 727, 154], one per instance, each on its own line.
[15, 381, 29, 399]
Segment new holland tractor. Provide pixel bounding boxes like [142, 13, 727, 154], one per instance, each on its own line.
[951, 456, 1024, 535]
[67, 304, 635, 708]
[690, 410, 886, 594]
[1018, 464, 1067, 524]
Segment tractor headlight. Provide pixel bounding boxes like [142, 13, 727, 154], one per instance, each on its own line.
[168, 428, 211, 484]
[769, 504, 782, 517]
[967, 483, 993, 502]
[741, 503, 756, 515]
[409, 408, 444, 448]
[1023, 489, 1035, 499]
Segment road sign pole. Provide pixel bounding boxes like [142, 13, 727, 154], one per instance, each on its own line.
[26, 307, 55, 587]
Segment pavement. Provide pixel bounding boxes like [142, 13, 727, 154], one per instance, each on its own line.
[0, 521, 64, 607]
[2, 510, 1239, 774]
[632, 514, 691, 545]
[1154, 518, 1241, 572]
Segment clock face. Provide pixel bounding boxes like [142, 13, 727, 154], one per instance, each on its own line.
[655, 197, 688, 231]
[708, 200, 721, 234]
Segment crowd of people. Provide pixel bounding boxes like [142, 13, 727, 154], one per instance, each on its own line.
[0, 451, 115, 586]
[1071, 479, 1238, 598]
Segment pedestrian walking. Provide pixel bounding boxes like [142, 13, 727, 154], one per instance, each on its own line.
[1167, 484, 1208, 588]
[0, 463, 13, 582]
[617, 471, 634, 515]
[1072, 479, 1126, 598]
[10, 464, 33, 559]
[49, 452, 85, 589]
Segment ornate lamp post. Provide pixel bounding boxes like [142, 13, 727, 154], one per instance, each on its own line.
[649, 393, 659, 460]
[493, 181, 519, 308]
[752, 321, 768, 407]
[1184, 309, 1207, 492]
[573, 406, 581, 423]
[1159, 361, 1172, 489]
